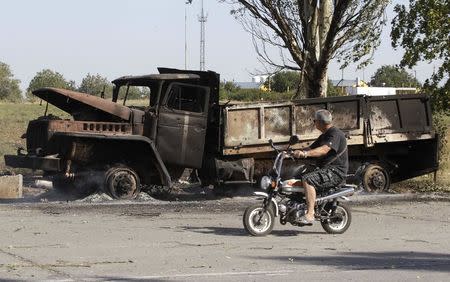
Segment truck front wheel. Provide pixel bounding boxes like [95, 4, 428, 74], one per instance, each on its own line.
[105, 166, 141, 199]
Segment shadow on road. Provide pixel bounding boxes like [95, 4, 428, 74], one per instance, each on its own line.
[181, 226, 326, 237]
[248, 251, 450, 272]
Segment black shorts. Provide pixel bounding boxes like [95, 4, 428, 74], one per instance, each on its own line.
[301, 167, 345, 191]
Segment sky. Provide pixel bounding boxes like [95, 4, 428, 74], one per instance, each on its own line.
[0, 0, 436, 91]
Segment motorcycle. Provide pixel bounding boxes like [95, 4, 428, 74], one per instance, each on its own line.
[243, 136, 358, 236]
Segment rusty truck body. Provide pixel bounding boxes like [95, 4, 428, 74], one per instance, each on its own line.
[4, 68, 439, 198]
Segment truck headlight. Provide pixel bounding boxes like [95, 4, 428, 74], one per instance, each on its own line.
[260, 176, 272, 190]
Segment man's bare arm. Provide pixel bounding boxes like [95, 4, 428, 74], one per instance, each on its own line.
[293, 145, 331, 158]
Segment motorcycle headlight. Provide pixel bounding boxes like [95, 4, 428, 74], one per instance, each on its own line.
[260, 176, 272, 190]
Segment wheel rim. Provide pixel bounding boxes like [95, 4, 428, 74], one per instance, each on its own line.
[248, 208, 272, 234]
[364, 166, 388, 192]
[326, 206, 348, 231]
[109, 170, 138, 199]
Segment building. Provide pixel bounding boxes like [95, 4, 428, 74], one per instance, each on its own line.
[331, 78, 417, 96]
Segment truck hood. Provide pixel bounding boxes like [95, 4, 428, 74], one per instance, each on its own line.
[33, 87, 131, 121]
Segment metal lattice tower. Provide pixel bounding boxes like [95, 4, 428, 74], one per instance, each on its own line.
[198, 0, 207, 71]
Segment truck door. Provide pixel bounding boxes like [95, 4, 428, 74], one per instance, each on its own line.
[156, 83, 210, 168]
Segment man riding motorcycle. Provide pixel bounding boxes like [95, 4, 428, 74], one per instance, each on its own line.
[292, 109, 348, 225]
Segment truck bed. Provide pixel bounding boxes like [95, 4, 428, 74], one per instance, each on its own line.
[221, 94, 434, 155]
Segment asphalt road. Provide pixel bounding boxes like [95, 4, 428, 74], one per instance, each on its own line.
[0, 190, 449, 281]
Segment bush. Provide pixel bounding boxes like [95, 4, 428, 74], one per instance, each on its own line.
[433, 112, 449, 169]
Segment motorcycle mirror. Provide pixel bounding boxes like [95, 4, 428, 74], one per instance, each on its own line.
[268, 139, 278, 151]
[289, 135, 300, 145]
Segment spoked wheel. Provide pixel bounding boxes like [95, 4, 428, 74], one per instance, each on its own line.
[320, 202, 352, 234]
[105, 166, 141, 200]
[243, 205, 275, 236]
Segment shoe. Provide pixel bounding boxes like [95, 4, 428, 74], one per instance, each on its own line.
[297, 215, 314, 225]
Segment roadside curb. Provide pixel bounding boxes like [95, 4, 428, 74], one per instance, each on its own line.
[350, 192, 450, 205]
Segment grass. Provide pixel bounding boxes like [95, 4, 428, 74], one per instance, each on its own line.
[0, 100, 146, 172]
[0, 102, 70, 172]
[391, 113, 450, 193]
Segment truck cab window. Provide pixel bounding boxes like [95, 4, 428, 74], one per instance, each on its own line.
[167, 84, 206, 113]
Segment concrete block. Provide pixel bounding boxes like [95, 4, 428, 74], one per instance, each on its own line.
[0, 175, 23, 199]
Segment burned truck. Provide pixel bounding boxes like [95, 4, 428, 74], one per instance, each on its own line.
[4, 68, 438, 198]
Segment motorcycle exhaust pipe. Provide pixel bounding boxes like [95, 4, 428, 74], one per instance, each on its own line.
[316, 188, 354, 205]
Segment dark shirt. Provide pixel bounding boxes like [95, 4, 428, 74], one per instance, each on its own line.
[309, 126, 348, 174]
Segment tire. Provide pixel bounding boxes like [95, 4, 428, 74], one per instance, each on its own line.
[243, 204, 275, 236]
[105, 166, 141, 200]
[363, 164, 390, 192]
[321, 202, 352, 234]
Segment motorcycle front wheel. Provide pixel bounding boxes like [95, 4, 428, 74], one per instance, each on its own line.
[320, 202, 352, 234]
[243, 205, 275, 236]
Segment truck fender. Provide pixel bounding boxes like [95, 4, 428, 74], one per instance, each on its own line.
[253, 191, 279, 217]
[53, 132, 172, 188]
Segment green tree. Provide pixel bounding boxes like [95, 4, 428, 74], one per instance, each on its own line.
[222, 81, 241, 93]
[370, 65, 421, 87]
[327, 80, 345, 97]
[266, 71, 300, 93]
[391, 0, 449, 87]
[79, 73, 113, 98]
[27, 69, 72, 100]
[118, 86, 149, 100]
[0, 62, 22, 102]
[391, 0, 449, 111]
[227, 0, 389, 98]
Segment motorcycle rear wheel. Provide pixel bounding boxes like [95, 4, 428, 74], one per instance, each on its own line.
[243, 205, 275, 236]
[320, 202, 352, 234]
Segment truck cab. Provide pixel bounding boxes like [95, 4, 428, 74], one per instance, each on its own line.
[5, 68, 220, 199]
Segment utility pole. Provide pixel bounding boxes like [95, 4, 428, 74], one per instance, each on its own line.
[185, 0, 193, 70]
[185, 5, 188, 69]
[198, 0, 207, 71]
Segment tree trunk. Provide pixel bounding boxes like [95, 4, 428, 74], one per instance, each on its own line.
[298, 63, 328, 98]
[319, 71, 328, 97]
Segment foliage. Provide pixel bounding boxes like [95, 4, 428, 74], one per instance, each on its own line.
[221, 81, 241, 93]
[226, 0, 389, 97]
[391, 0, 449, 87]
[0, 62, 22, 102]
[424, 81, 450, 113]
[265, 71, 300, 93]
[370, 65, 421, 87]
[78, 73, 113, 98]
[433, 111, 449, 170]
[327, 80, 345, 97]
[117, 86, 149, 100]
[27, 69, 73, 101]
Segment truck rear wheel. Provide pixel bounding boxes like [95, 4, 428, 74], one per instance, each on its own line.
[363, 164, 390, 192]
[105, 166, 141, 199]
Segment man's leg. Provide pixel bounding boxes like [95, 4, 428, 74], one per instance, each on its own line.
[303, 180, 316, 221]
